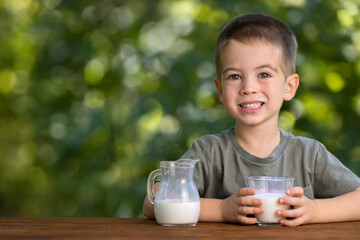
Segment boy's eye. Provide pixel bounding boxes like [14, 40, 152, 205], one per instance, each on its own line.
[258, 72, 271, 78]
[228, 74, 241, 80]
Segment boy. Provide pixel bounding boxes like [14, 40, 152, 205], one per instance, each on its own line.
[143, 13, 360, 226]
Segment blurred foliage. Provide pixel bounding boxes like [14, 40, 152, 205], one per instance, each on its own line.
[0, 0, 360, 217]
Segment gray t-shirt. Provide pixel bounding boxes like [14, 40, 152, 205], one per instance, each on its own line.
[182, 128, 360, 199]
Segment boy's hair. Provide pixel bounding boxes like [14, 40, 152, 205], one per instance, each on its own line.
[215, 13, 297, 78]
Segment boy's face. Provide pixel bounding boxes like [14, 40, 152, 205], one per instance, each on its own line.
[214, 39, 299, 128]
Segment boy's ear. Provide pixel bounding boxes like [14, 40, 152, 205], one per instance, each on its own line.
[214, 77, 223, 103]
[284, 73, 299, 101]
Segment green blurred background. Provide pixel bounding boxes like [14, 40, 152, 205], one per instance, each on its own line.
[0, 0, 360, 218]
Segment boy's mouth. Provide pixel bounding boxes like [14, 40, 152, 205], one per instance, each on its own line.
[239, 102, 265, 109]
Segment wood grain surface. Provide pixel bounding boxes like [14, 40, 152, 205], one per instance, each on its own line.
[0, 217, 359, 239]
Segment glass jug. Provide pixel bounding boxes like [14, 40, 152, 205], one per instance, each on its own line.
[147, 158, 200, 226]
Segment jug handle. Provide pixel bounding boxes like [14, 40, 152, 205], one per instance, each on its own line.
[147, 169, 162, 205]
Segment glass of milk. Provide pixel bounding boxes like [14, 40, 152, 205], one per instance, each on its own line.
[247, 176, 295, 226]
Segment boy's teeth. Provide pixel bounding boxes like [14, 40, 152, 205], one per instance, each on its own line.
[240, 103, 262, 108]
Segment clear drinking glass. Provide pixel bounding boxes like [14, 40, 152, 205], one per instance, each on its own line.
[247, 176, 295, 226]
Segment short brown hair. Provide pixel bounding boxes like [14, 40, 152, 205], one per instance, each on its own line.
[215, 13, 297, 78]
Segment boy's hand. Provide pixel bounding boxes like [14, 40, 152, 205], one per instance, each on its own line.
[277, 187, 316, 226]
[220, 188, 263, 224]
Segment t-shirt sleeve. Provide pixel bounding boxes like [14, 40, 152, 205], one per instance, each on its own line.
[181, 140, 209, 197]
[313, 142, 360, 198]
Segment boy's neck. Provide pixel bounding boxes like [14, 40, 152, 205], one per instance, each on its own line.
[234, 124, 281, 158]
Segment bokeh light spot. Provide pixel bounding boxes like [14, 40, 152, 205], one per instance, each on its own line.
[0, 69, 17, 94]
[279, 111, 296, 132]
[165, 0, 197, 19]
[110, 6, 134, 29]
[196, 90, 216, 109]
[159, 115, 179, 135]
[84, 58, 106, 85]
[208, 10, 229, 27]
[50, 122, 67, 139]
[281, 0, 305, 7]
[84, 89, 105, 109]
[325, 72, 345, 92]
[196, 61, 215, 79]
[350, 147, 360, 162]
[4, 0, 31, 14]
[337, 9, 354, 27]
[303, 23, 318, 41]
[137, 99, 163, 137]
[353, 94, 360, 117]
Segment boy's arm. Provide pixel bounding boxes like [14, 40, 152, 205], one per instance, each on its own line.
[278, 187, 360, 226]
[311, 187, 360, 223]
[199, 198, 224, 222]
[142, 194, 155, 219]
[142, 182, 160, 219]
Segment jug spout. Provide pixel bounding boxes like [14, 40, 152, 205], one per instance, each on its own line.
[176, 158, 199, 167]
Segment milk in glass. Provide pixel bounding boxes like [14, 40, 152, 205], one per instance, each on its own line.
[254, 193, 288, 223]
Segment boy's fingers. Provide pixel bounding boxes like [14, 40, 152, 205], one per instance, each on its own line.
[237, 215, 258, 225]
[239, 196, 262, 206]
[286, 187, 304, 197]
[279, 196, 304, 207]
[277, 207, 303, 218]
[279, 217, 304, 227]
[238, 206, 263, 216]
[239, 188, 256, 196]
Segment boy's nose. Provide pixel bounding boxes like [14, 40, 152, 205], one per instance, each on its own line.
[239, 77, 257, 95]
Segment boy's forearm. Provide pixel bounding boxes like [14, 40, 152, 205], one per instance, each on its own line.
[142, 182, 160, 219]
[199, 198, 225, 222]
[311, 187, 360, 223]
[142, 195, 155, 219]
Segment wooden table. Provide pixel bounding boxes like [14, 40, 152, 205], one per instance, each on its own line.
[0, 217, 359, 239]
